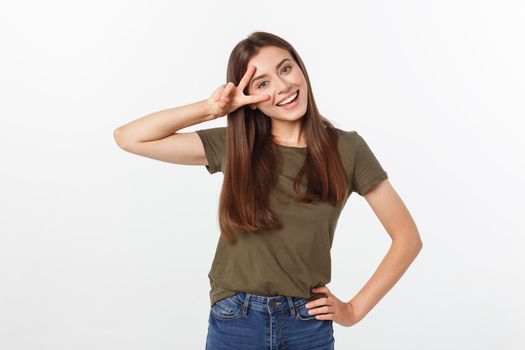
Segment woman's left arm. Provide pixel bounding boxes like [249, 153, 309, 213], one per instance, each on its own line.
[306, 179, 423, 326]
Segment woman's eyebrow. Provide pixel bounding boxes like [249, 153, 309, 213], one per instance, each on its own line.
[250, 58, 291, 86]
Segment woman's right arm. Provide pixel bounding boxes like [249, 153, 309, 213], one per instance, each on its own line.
[113, 65, 270, 165]
[113, 98, 217, 165]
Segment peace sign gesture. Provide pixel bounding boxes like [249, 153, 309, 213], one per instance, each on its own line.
[207, 65, 271, 119]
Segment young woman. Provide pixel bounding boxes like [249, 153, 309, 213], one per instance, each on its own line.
[114, 32, 422, 350]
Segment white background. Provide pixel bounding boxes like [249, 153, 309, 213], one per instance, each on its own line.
[1, 1, 524, 349]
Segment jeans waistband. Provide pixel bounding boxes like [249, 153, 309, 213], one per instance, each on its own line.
[233, 291, 313, 315]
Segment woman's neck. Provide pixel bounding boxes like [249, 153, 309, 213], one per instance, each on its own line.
[271, 119, 307, 147]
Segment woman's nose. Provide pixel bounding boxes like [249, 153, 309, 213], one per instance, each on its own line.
[275, 76, 294, 92]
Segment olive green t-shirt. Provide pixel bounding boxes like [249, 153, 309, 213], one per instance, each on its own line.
[195, 126, 388, 307]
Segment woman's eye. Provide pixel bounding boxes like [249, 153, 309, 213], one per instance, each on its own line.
[257, 65, 292, 89]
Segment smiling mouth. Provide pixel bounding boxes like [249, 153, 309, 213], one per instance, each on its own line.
[277, 90, 299, 107]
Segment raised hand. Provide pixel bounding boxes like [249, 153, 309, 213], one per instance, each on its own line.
[206, 64, 271, 119]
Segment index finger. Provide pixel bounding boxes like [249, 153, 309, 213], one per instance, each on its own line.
[238, 64, 257, 92]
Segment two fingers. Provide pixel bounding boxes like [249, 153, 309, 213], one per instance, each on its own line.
[240, 65, 271, 104]
[216, 65, 270, 107]
[307, 286, 331, 308]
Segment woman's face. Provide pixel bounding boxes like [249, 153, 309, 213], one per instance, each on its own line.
[246, 46, 308, 122]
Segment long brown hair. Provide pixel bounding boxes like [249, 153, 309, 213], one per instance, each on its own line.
[219, 31, 349, 243]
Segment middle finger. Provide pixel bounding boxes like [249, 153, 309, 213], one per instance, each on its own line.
[308, 305, 331, 316]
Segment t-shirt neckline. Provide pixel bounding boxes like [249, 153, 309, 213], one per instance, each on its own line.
[273, 142, 308, 151]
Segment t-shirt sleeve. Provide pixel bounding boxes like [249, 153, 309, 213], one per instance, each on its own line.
[351, 131, 388, 196]
[194, 126, 227, 174]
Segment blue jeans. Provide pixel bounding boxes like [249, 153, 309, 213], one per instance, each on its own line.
[205, 291, 335, 350]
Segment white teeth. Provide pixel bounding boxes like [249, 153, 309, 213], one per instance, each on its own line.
[277, 91, 298, 106]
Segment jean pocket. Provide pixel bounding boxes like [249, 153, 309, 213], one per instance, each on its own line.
[294, 301, 317, 321]
[210, 293, 243, 321]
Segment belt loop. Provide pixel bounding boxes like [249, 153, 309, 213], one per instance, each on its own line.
[287, 296, 296, 316]
[242, 293, 251, 315]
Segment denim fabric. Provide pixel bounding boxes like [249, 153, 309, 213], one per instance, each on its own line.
[205, 291, 335, 350]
